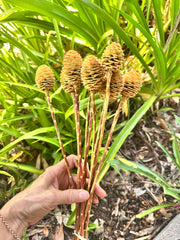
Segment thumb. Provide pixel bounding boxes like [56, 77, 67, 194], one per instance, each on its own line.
[55, 189, 89, 205]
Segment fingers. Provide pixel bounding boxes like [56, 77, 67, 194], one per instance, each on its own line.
[65, 154, 78, 170]
[59, 154, 78, 171]
[46, 155, 78, 175]
[92, 194, 99, 204]
[72, 175, 107, 198]
[55, 189, 89, 205]
[92, 184, 107, 204]
[94, 184, 107, 198]
[46, 155, 107, 202]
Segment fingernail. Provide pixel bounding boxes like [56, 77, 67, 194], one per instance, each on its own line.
[96, 184, 107, 197]
[101, 189, 107, 197]
[79, 190, 89, 201]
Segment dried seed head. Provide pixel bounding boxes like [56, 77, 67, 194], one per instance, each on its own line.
[35, 65, 55, 91]
[61, 50, 82, 93]
[100, 70, 124, 101]
[122, 70, 142, 98]
[102, 42, 124, 72]
[81, 55, 106, 92]
[60, 71, 74, 93]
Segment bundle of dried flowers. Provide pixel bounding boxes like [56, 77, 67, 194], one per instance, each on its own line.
[35, 42, 143, 240]
[82, 43, 125, 238]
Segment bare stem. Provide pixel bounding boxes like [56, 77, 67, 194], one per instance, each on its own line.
[91, 92, 96, 152]
[88, 71, 112, 191]
[45, 90, 75, 189]
[97, 95, 127, 170]
[71, 88, 83, 189]
[84, 94, 127, 238]
[74, 203, 80, 240]
[72, 88, 84, 239]
[83, 95, 92, 183]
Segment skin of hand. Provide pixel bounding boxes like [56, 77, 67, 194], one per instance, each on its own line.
[0, 155, 106, 237]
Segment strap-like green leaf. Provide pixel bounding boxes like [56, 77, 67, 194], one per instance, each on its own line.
[98, 95, 157, 182]
[152, 0, 165, 46]
[6, 0, 98, 48]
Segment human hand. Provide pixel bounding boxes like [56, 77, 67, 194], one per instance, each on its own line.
[0, 155, 106, 237]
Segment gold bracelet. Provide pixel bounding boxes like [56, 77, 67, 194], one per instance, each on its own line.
[0, 214, 23, 240]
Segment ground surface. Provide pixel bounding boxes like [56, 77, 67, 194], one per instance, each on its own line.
[1, 98, 180, 240]
[24, 97, 180, 240]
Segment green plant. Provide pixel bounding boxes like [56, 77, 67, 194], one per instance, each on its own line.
[156, 115, 180, 172]
[0, 0, 179, 168]
[109, 115, 180, 218]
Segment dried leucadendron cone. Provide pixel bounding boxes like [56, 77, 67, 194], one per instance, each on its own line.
[60, 71, 75, 93]
[81, 55, 106, 93]
[102, 42, 124, 72]
[60, 50, 82, 93]
[35, 65, 55, 91]
[122, 70, 142, 98]
[100, 70, 124, 102]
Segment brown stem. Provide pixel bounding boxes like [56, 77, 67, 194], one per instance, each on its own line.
[83, 95, 92, 184]
[84, 71, 111, 237]
[97, 95, 127, 170]
[84, 95, 127, 238]
[91, 92, 96, 152]
[87, 94, 99, 191]
[88, 71, 112, 191]
[87, 92, 96, 191]
[71, 88, 84, 239]
[74, 204, 80, 240]
[45, 90, 75, 189]
[72, 89, 83, 189]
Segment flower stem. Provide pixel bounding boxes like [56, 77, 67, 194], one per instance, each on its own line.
[72, 88, 84, 239]
[83, 95, 92, 183]
[88, 71, 112, 192]
[84, 95, 127, 238]
[45, 90, 75, 188]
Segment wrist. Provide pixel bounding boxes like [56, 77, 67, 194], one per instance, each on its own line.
[0, 213, 22, 240]
[0, 201, 27, 238]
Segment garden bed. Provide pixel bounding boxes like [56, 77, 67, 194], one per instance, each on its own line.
[24, 97, 180, 240]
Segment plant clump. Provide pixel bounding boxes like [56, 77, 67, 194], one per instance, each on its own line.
[81, 55, 106, 92]
[60, 50, 82, 93]
[35, 65, 55, 91]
